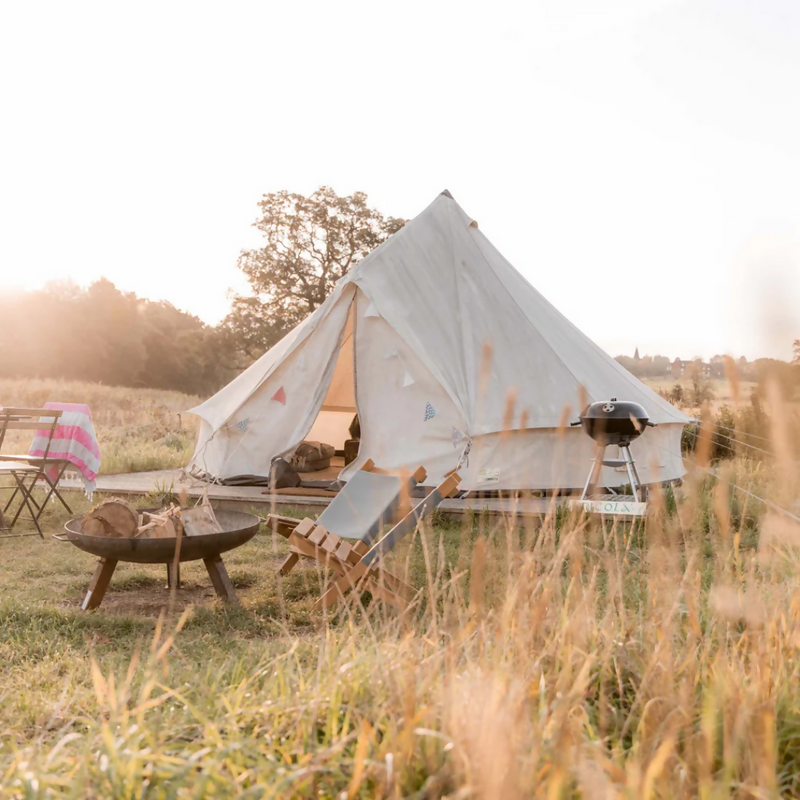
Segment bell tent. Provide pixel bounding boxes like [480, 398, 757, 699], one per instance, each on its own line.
[189, 191, 690, 490]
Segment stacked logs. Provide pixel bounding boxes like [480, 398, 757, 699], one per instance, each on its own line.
[80, 497, 223, 539]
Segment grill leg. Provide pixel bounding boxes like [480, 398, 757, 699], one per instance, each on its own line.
[82, 558, 118, 611]
[621, 446, 640, 502]
[628, 453, 644, 500]
[580, 444, 606, 501]
[204, 554, 239, 604]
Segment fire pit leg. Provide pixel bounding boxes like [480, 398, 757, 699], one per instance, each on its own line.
[82, 558, 118, 611]
[166, 561, 181, 590]
[203, 554, 239, 604]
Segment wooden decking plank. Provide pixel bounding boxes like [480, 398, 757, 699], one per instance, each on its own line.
[58, 470, 563, 519]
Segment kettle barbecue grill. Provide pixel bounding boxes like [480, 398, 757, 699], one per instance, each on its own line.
[571, 399, 656, 508]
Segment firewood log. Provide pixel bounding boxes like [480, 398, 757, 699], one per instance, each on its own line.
[136, 504, 185, 539]
[180, 504, 223, 537]
[81, 498, 139, 538]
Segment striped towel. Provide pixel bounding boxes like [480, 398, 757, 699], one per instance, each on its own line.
[29, 402, 101, 498]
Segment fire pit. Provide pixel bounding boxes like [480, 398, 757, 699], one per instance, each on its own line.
[56, 509, 261, 610]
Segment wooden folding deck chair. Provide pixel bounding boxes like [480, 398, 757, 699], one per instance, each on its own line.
[0, 407, 70, 538]
[267, 460, 461, 609]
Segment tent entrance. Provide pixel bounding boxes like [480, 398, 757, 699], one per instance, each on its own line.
[305, 298, 358, 455]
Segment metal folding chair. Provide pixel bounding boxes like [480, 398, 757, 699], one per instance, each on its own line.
[0, 407, 70, 538]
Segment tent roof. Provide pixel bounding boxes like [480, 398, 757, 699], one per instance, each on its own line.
[192, 192, 690, 432]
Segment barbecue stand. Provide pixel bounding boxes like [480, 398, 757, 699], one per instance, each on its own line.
[571, 399, 655, 517]
[56, 510, 261, 610]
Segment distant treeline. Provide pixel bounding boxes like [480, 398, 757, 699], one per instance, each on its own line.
[2, 279, 798, 400]
[0, 280, 237, 396]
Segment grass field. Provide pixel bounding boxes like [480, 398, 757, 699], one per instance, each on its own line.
[643, 376, 759, 411]
[2, 377, 800, 797]
[0, 378, 201, 475]
[2, 450, 800, 797]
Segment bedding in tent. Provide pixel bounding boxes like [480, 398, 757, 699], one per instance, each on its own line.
[189, 191, 691, 490]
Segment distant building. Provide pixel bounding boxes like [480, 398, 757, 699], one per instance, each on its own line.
[634, 346, 640, 360]
[672, 358, 711, 378]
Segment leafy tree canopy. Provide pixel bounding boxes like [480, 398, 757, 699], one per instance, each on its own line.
[0, 279, 233, 395]
[223, 187, 405, 360]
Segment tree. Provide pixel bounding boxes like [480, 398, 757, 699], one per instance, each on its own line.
[709, 354, 726, 379]
[0, 280, 232, 395]
[793, 339, 800, 365]
[224, 187, 405, 359]
[686, 359, 715, 407]
[652, 355, 671, 376]
[614, 355, 639, 375]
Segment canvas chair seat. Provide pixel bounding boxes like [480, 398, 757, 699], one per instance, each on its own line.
[314, 468, 416, 544]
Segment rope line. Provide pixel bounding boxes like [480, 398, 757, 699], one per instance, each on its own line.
[699, 465, 800, 525]
[687, 426, 776, 458]
[709, 422, 775, 444]
[646, 436, 800, 526]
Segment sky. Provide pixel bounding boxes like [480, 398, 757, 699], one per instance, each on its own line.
[1, 0, 798, 361]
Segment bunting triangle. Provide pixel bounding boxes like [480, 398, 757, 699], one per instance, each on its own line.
[271, 386, 286, 406]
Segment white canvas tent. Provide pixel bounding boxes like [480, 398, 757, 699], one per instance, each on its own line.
[189, 191, 691, 490]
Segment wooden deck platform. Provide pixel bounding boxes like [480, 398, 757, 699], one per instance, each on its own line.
[59, 470, 563, 520]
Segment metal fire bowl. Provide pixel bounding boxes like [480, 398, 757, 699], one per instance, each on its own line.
[61, 510, 261, 564]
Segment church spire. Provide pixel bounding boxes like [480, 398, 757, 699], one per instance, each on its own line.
[634, 346, 640, 360]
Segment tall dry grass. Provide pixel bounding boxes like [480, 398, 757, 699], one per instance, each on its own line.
[2, 449, 800, 797]
[2, 377, 800, 797]
[0, 377, 201, 474]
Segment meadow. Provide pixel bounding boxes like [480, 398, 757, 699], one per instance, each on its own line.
[645, 376, 758, 411]
[1, 377, 800, 797]
[0, 378, 201, 475]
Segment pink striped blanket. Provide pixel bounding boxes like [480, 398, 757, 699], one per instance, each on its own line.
[29, 402, 101, 496]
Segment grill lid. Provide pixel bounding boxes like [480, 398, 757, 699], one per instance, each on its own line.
[574, 398, 655, 445]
